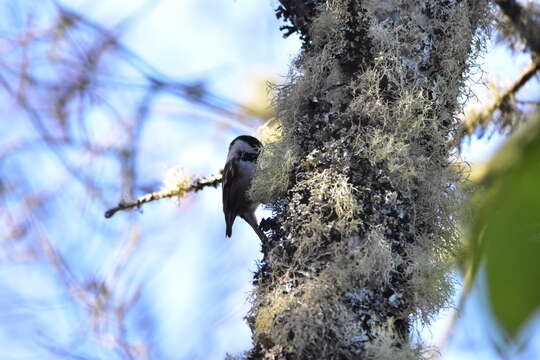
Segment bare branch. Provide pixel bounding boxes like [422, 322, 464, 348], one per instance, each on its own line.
[104, 171, 223, 218]
[516, 99, 540, 105]
[450, 57, 540, 147]
[494, 0, 540, 54]
[56, 5, 266, 124]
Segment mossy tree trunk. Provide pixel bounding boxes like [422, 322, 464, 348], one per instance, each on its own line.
[247, 1, 490, 359]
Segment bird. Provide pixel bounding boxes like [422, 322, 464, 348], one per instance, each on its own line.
[222, 135, 267, 242]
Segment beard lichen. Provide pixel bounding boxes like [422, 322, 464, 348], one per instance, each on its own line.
[246, 1, 492, 359]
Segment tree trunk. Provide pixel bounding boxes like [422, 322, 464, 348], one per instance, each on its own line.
[247, 1, 490, 358]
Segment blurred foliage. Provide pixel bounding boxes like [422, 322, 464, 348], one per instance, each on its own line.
[461, 0, 540, 344]
[467, 108, 540, 339]
[495, 1, 540, 54]
[242, 69, 277, 120]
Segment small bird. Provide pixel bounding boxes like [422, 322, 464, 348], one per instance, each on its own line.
[222, 135, 267, 241]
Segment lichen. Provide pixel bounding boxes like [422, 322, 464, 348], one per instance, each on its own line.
[249, 139, 295, 205]
[363, 322, 423, 360]
[253, 290, 296, 345]
[161, 166, 191, 201]
[247, 1, 492, 358]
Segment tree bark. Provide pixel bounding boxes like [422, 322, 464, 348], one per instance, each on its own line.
[248, 1, 490, 358]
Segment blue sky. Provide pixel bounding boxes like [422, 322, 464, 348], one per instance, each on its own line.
[0, 0, 539, 359]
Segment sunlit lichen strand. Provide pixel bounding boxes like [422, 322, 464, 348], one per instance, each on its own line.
[246, 1, 491, 359]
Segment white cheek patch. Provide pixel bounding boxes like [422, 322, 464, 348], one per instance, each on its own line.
[236, 160, 256, 174]
[227, 140, 258, 162]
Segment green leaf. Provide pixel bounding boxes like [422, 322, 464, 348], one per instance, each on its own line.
[470, 113, 540, 339]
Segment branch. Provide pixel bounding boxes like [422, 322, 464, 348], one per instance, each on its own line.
[104, 171, 223, 218]
[450, 57, 540, 147]
[494, 0, 540, 54]
[57, 5, 266, 124]
[428, 266, 475, 360]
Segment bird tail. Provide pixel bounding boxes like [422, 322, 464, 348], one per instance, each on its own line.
[225, 214, 235, 238]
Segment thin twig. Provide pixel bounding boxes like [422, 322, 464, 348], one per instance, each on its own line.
[450, 57, 540, 147]
[515, 99, 540, 105]
[104, 171, 223, 218]
[494, 0, 540, 55]
[432, 288, 468, 357]
[57, 5, 266, 124]
[427, 268, 474, 360]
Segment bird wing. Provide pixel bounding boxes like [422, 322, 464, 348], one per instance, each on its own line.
[223, 160, 239, 237]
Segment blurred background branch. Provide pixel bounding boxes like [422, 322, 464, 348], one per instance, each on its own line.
[0, 0, 282, 358]
[451, 57, 540, 147]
